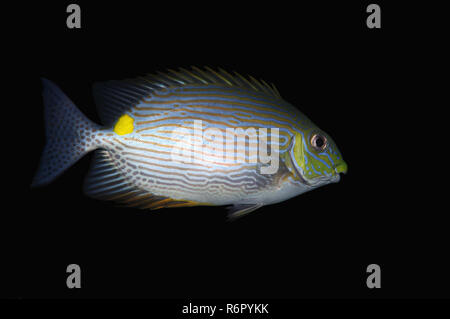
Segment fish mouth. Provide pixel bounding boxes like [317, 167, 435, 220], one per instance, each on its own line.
[330, 172, 341, 183]
[287, 139, 347, 186]
[329, 162, 347, 183]
[329, 162, 348, 184]
[296, 163, 347, 187]
[334, 162, 348, 174]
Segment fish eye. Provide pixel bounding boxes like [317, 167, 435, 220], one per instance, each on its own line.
[311, 134, 327, 151]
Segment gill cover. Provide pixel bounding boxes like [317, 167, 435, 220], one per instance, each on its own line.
[289, 132, 307, 178]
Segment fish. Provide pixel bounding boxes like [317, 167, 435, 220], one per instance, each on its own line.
[32, 67, 347, 219]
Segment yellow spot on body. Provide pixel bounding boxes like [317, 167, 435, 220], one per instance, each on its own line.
[114, 114, 134, 135]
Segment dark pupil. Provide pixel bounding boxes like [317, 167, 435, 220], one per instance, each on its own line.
[315, 136, 324, 148]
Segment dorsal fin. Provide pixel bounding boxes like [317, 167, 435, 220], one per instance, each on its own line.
[92, 78, 149, 126]
[92, 67, 281, 126]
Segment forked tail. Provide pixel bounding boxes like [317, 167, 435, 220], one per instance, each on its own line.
[31, 79, 101, 187]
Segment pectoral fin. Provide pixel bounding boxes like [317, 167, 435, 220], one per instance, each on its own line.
[227, 203, 264, 220]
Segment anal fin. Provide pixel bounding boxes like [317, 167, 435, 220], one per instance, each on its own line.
[83, 149, 144, 204]
[83, 149, 204, 210]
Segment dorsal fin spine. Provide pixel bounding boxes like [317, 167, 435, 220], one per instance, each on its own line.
[233, 71, 258, 91]
[192, 66, 216, 83]
[92, 67, 282, 126]
[205, 66, 232, 86]
[218, 68, 239, 86]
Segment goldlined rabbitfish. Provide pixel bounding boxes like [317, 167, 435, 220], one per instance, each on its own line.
[32, 67, 347, 219]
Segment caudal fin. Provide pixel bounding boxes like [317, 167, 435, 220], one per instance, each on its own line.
[31, 79, 101, 187]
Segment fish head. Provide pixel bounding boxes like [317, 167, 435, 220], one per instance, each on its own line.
[289, 127, 347, 187]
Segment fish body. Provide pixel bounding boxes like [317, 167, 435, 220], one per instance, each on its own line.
[32, 67, 347, 218]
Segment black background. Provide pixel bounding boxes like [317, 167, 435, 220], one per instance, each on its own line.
[3, 1, 447, 301]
